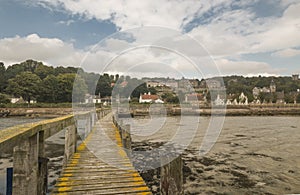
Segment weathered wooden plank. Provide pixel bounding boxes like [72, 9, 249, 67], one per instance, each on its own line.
[52, 113, 151, 195]
[160, 154, 183, 195]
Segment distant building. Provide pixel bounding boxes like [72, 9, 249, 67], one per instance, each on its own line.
[252, 87, 261, 98]
[85, 94, 101, 104]
[189, 79, 199, 89]
[214, 94, 225, 106]
[10, 97, 36, 104]
[205, 79, 222, 89]
[238, 92, 249, 105]
[275, 91, 285, 104]
[292, 74, 299, 81]
[146, 81, 162, 88]
[185, 93, 205, 104]
[11, 97, 24, 104]
[139, 92, 163, 103]
[165, 80, 178, 89]
[252, 80, 276, 98]
[270, 79, 276, 93]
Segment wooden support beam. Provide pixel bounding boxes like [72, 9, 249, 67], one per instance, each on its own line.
[160, 154, 183, 195]
[122, 124, 131, 151]
[64, 125, 77, 166]
[38, 131, 48, 195]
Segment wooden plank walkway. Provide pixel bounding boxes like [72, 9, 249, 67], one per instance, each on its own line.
[52, 113, 152, 195]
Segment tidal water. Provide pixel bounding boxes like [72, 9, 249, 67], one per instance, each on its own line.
[0, 117, 46, 130]
[123, 116, 300, 194]
[0, 116, 300, 194]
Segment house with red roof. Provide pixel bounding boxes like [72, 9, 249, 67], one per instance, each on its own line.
[139, 92, 164, 103]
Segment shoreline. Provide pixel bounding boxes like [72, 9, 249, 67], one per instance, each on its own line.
[129, 105, 300, 117]
[1, 106, 300, 118]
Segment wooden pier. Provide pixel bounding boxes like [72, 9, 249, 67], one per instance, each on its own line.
[51, 112, 152, 194]
[0, 109, 151, 194]
[0, 107, 185, 194]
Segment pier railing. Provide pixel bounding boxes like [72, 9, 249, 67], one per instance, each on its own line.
[0, 108, 110, 195]
[112, 114, 184, 195]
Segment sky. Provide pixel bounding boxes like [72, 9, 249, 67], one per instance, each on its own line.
[0, 0, 300, 78]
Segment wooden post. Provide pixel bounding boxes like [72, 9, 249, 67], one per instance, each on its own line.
[89, 114, 92, 132]
[84, 117, 89, 138]
[160, 154, 183, 195]
[77, 117, 86, 139]
[122, 124, 131, 151]
[38, 131, 48, 195]
[64, 125, 77, 166]
[13, 133, 38, 195]
[119, 120, 123, 135]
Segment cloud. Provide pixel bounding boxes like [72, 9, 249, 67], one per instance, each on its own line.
[189, 2, 300, 57]
[0, 34, 84, 66]
[215, 58, 281, 76]
[32, 0, 234, 30]
[272, 48, 300, 58]
[3, 0, 299, 77]
[31, 0, 300, 58]
[57, 19, 75, 26]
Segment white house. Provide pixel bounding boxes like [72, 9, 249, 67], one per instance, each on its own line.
[85, 94, 101, 104]
[11, 97, 23, 104]
[214, 94, 225, 106]
[139, 92, 163, 103]
[238, 92, 249, 105]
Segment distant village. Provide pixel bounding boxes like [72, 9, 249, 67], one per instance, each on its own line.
[86, 74, 300, 106]
[1, 60, 300, 106]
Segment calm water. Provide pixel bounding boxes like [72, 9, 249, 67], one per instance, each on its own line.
[123, 116, 300, 194]
[0, 117, 47, 130]
[1, 116, 300, 194]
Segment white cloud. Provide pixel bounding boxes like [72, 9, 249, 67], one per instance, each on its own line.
[215, 58, 281, 76]
[0, 34, 84, 66]
[189, 2, 300, 57]
[32, 0, 237, 30]
[57, 19, 75, 26]
[4, 0, 300, 77]
[31, 0, 300, 58]
[272, 48, 300, 58]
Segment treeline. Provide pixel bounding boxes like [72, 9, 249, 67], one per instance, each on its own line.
[0, 60, 155, 104]
[0, 60, 112, 103]
[221, 75, 300, 103]
[0, 59, 299, 104]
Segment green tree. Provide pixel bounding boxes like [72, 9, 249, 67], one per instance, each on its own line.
[131, 83, 148, 98]
[148, 87, 157, 95]
[0, 62, 6, 93]
[296, 94, 300, 103]
[0, 93, 10, 104]
[284, 93, 294, 104]
[6, 72, 41, 103]
[38, 75, 60, 103]
[96, 74, 113, 97]
[162, 93, 179, 103]
[73, 76, 88, 102]
[34, 64, 55, 79]
[56, 73, 78, 102]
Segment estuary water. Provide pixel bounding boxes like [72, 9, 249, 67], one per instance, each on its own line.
[0, 117, 46, 130]
[124, 116, 300, 194]
[0, 116, 300, 194]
